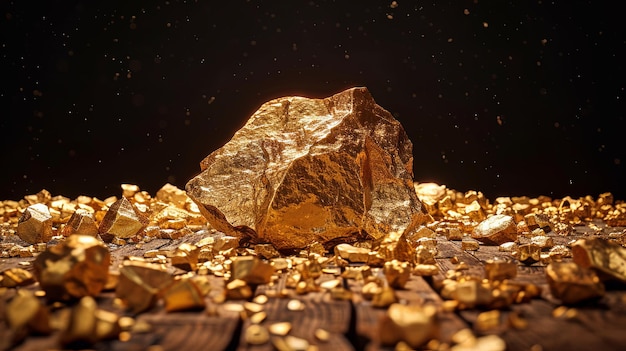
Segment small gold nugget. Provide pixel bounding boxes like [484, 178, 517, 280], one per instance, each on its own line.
[546, 262, 605, 304]
[230, 256, 274, 285]
[484, 259, 517, 281]
[17, 203, 53, 244]
[170, 243, 200, 271]
[162, 277, 206, 312]
[5, 290, 52, 342]
[379, 303, 438, 349]
[33, 235, 110, 301]
[1, 268, 35, 288]
[334, 243, 370, 263]
[472, 214, 518, 245]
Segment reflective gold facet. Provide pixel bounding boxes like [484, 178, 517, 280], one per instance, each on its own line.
[226, 279, 253, 300]
[5, 290, 52, 339]
[170, 243, 200, 271]
[379, 304, 438, 349]
[384, 260, 411, 289]
[99, 197, 148, 242]
[162, 278, 206, 312]
[116, 260, 173, 313]
[472, 214, 517, 245]
[572, 238, 626, 283]
[186, 87, 426, 251]
[60, 296, 98, 345]
[372, 286, 397, 308]
[254, 243, 281, 259]
[61, 209, 99, 237]
[33, 235, 110, 301]
[230, 256, 274, 285]
[546, 262, 605, 304]
[17, 203, 53, 244]
[246, 324, 270, 345]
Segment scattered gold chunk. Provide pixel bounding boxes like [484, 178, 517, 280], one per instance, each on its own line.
[372, 286, 397, 308]
[225, 279, 253, 300]
[413, 264, 439, 276]
[230, 256, 274, 285]
[249, 311, 267, 324]
[5, 290, 51, 341]
[499, 241, 518, 252]
[472, 214, 518, 245]
[384, 260, 411, 289]
[269, 321, 292, 336]
[572, 238, 626, 283]
[314, 328, 330, 342]
[156, 183, 190, 208]
[61, 209, 99, 237]
[379, 303, 438, 349]
[98, 197, 148, 242]
[445, 227, 464, 241]
[513, 243, 541, 265]
[484, 259, 517, 281]
[272, 335, 310, 351]
[475, 310, 501, 331]
[451, 334, 506, 351]
[461, 239, 480, 251]
[116, 260, 173, 313]
[1, 267, 35, 288]
[334, 243, 370, 263]
[170, 243, 200, 271]
[254, 244, 281, 259]
[17, 203, 53, 244]
[287, 299, 305, 311]
[33, 235, 110, 301]
[245, 324, 270, 345]
[546, 262, 605, 304]
[162, 277, 206, 312]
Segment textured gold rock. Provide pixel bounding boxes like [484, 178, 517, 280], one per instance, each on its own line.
[513, 243, 541, 265]
[384, 260, 411, 289]
[156, 183, 191, 209]
[61, 209, 99, 237]
[186, 87, 426, 251]
[33, 235, 110, 301]
[60, 296, 121, 345]
[546, 262, 605, 304]
[379, 303, 438, 349]
[116, 260, 173, 313]
[17, 203, 53, 244]
[99, 197, 148, 242]
[572, 238, 626, 283]
[472, 214, 517, 245]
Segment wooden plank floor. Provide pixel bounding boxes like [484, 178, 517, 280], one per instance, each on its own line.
[2, 222, 626, 351]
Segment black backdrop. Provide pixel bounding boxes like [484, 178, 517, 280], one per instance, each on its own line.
[1, 0, 624, 201]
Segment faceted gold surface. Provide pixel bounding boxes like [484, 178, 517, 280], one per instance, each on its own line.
[186, 87, 426, 251]
[379, 303, 438, 348]
[61, 209, 99, 237]
[99, 196, 148, 242]
[17, 203, 53, 244]
[546, 262, 605, 304]
[33, 234, 110, 301]
[513, 244, 541, 265]
[162, 277, 206, 312]
[116, 260, 173, 313]
[472, 214, 517, 245]
[170, 243, 200, 271]
[230, 256, 274, 285]
[572, 238, 626, 283]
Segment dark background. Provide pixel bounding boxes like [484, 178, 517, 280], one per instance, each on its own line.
[1, 0, 624, 201]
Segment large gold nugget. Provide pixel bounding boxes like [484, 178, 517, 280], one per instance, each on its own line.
[186, 87, 427, 251]
[99, 197, 148, 242]
[572, 238, 626, 283]
[116, 260, 173, 313]
[379, 304, 438, 349]
[546, 262, 605, 304]
[472, 214, 517, 245]
[33, 235, 110, 301]
[17, 203, 53, 244]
